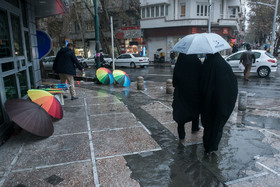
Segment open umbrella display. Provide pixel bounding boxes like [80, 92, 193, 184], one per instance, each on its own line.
[113, 70, 131, 87]
[172, 33, 231, 55]
[5, 99, 54, 137]
[27, 89, 63, 119]
[96, 67, 114, 85]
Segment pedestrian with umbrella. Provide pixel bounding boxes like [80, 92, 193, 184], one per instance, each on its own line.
[172, 54, 202, 141]
[172, 33, 238, 154]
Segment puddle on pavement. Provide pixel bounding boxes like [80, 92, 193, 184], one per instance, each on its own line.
[243, 114, 280, 130]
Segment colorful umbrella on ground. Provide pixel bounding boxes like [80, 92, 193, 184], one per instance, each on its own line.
[5, 99, 54, 137]
[113, 70, 131, 87]
[96, 67, 114, 85]
[27, 89, 63, 119]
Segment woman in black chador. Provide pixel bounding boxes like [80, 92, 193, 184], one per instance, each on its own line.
[200, 52, 238, 153]
[172, 53, 202, 140]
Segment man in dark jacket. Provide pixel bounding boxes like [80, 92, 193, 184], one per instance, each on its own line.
[240, 44, 255, 81]
[200, 52, 238, 154]
[53, 43, 84, 100]
[172, 54, 202, 140]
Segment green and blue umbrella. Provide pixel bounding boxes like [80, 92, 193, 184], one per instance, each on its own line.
[113, 70, 131, 87]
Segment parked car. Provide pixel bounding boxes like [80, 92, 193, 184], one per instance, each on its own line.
[81, 56, 95, 67]
[114, 53, 149, 68]
[81, 53, 112, 68]
[42, 56, 56, 70]
[224, 50, 278, 78]
[76, 55, 85, 67]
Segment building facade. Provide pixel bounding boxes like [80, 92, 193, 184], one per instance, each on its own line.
[0, 0, 67, 143]
[140, 0, 242, 61]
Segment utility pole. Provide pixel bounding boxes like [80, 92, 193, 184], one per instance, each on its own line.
[271, 0, 279, 55]
[110, 16, 115, 71]
[208, 0, 212, 33]
[94, 0, 100, 68]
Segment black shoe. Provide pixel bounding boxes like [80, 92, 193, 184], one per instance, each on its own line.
[177, 125, 185, 140]
[71, 96, 78, 100]
[63, 95, 68, 99]
[192, 127, 201, 133]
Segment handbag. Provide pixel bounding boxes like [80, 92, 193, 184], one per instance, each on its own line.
[238, 63, 245, 71]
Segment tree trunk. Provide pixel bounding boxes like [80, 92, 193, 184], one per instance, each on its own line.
[73, 0, 86, 57]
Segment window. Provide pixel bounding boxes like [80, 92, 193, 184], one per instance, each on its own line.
[18, 70, 28, 97]
[160, 5, 164, 16]
[197, 4, 208, 17]
[146, 7, 150, 17]
[180, 4, 186, 17]
[86, 22, 94, 31]
[166, 5, 168, 15]
[156, 6, 159, 17]
[230, 8, 236, 18]
[142, 8, 145, 18]
[11, 14, 23, 56]
[2, 62, 14, 72]
[24, 31, 31, 62]
[4, 74, 18, 99]
[151, 6, 154, 17]
[5, 0, 19, 7]
[21, 0, 28, 28]
[28, 66, 34, 88]
[228, 53, 242, 61]
[0, 9, 12, 58]
[0, 99, 3, 124]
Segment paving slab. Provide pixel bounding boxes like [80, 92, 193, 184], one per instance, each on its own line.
[13, 133, 90, 170]
[87, 103, 129, 115]
[2, 161, 94, 187]
[96, 157, 140, 186]
[92, 127, 160, 158]
[53, 116, 88, 135]
[89, 113, 141, 131]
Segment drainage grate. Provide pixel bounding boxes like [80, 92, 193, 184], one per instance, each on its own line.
[44, 175, 64, 185]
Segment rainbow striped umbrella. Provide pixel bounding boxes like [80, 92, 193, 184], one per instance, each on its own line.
[27, 89, 63, 119]
[96, 67, 114, 85]
[113, 70, 131, 87]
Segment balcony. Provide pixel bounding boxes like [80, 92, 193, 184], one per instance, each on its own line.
[140, 0, 170, 6]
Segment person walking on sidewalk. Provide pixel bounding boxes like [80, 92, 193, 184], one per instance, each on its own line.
[200, 52, 238, 154]
[240, 44, 255, 81]
[172, 53, 202, 141]
[53, 43, 84, 100]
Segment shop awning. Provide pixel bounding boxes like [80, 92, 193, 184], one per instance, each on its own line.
[27, 0, 68, 18]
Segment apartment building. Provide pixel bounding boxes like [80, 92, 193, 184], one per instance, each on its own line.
[140, 0, 242, 61]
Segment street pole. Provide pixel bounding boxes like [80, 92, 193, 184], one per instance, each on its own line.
[94, 0, 100, 68]
[110, 16, 115, 71]
[208, 0, 212, 33]
[271, 0, 279, 55]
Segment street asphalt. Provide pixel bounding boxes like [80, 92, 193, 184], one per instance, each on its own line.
[0, 64, 280, 186]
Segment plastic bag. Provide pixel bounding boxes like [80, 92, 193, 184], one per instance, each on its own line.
[238, 63, 245, 71]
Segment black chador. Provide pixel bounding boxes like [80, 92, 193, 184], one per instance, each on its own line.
[200, 53, 238, 153]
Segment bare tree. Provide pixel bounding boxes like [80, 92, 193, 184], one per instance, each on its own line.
[247, 0, 280, 54]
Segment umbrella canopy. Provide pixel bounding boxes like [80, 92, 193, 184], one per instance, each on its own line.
[27, 89, 63, 119]
[172, 33, 231, 55]
[96, 67, 114, 85]
[113, 70, 131, 87]
[5, 99, 54, 137]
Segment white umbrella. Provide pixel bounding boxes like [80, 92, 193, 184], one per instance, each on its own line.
[172, 33, 231, 55]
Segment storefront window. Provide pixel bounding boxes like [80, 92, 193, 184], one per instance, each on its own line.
[21, 0, 28, 28]
[0, 101, 3, 124]
[11, 14, 23, 56]
[4, 74, 18, 99]
[18, 70, 28, 97]
[5, 0, 19, 8]
[28, 66, 34, 88]
[0, 9, 12, 58]
[2, 62, 14, 72]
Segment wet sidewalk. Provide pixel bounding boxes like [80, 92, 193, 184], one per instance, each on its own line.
[0, 80, 280, 186]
